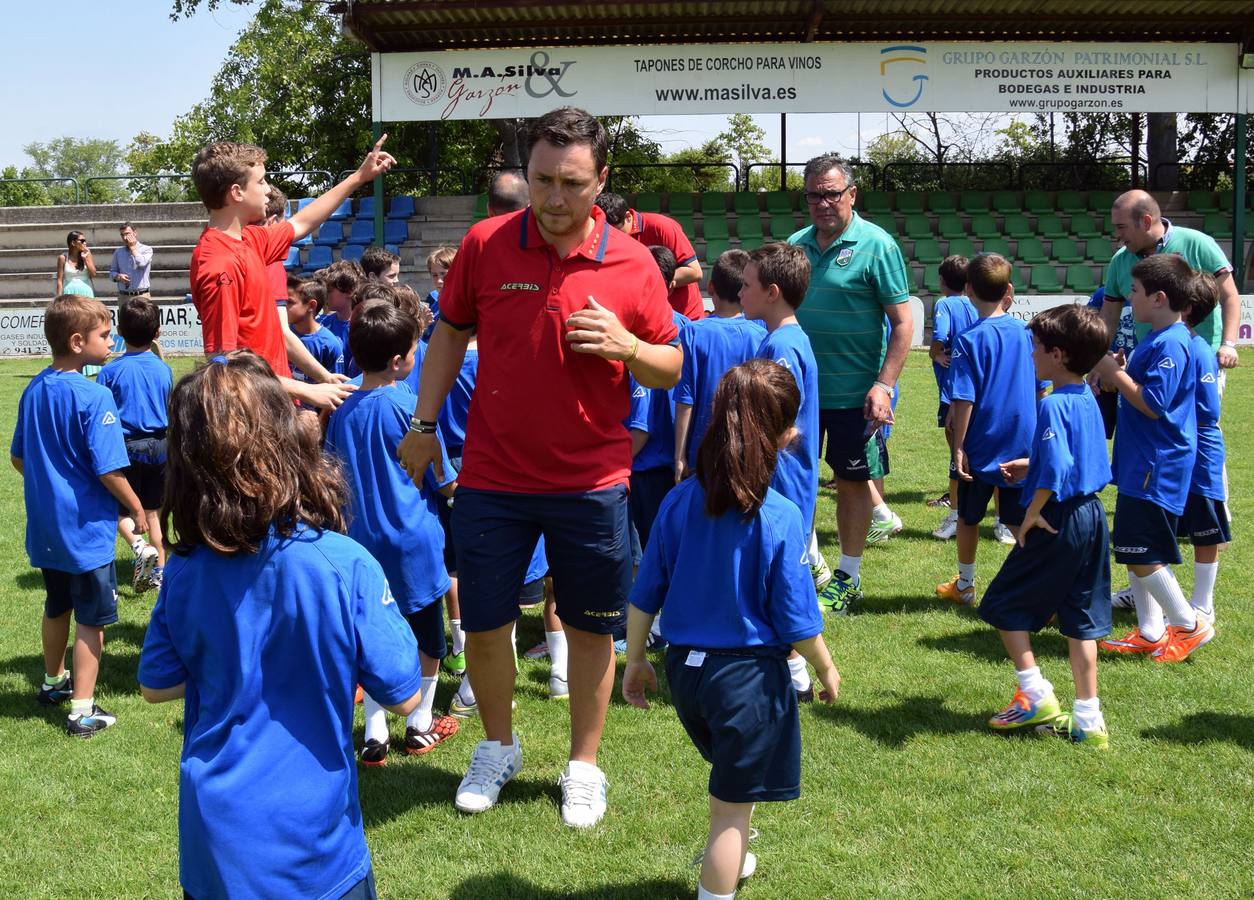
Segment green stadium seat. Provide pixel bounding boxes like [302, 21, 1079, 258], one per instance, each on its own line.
[867, 214, 898, 236]
[1030, 265, 1064, 294]
[1088, 190, 1115, 212]
[1017, 238, 1049, 264]
[1050, 237, 1084, 264]
[946, 237, 976, 258]
[921, 266, 942, 294]
[769, 213, 798, 239]
[473, 193, 488, 219]
[1066, 264, 1099, 294]
[913, 238, 943, 264]
[970, 214, 1000, 239]
[668, 192, 695, 216]
[673, 214, 696, 240]
[765, 191, 795, 215]
[1036, 214, 1068, 239]
[1023, 190, 1052, 215]
[992, 191, 1020, 214]
[733, 193, 760, 216]
[895, 193, 924, 215]
[634, 192, 662, 213]
[702, 216, 730, 240]
[1003, 213, 1033, 239]
[959, 191, 991, 213]
[928, 191, 957, 214]
[1070, 213, 1102, 239]
[736, 214, 764, 241]
[936, 214, 966, 240]
[1203, 213, 1233, 239]
[1056, 191, 1087, 214]
[1188, 190, 1219, 214]
[1085, 237, 1114, 265]
[982, 237, 1012, 258]
[1010, 265, 1028, 293]
[704, 239, 731, 264]
[700, 192, 728, 215]
[861, 191, 893, 215]
[903, 214, 932, 239]
[1217, 191, 1234, 212]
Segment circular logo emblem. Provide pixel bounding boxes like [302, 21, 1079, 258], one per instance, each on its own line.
[403, 62, 446, 105]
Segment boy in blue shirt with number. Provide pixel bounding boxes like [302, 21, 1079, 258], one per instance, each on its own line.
[928, 255, 976, 539]
[978, 305, 1114, 747]
[326, 300, 460, 763]
[13, 295, 147, 738]
[938, 253, 1043, 607]
[1094, 254, 1211, 663]
[139, 353, 423, 899]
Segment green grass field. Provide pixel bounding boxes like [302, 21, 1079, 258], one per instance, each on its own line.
[0, 352, 1250, 899]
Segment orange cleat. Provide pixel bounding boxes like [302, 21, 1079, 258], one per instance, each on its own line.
[1098, 629, 1167, 655]
[354, 684, 364, 704]
[936, 576, 976, 606]
[1151, 619, 1215, 663]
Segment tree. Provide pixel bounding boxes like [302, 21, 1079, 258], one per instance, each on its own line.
[717, 114, 773, 189]
[22, 137, 127, 203]
[0, 165, 52, 207]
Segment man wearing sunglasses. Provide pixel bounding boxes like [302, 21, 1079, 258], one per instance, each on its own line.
[788, 153, 912, 614]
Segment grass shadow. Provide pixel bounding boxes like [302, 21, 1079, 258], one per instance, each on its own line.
[814, 694, 986, 748]
[1142, 712, 1254, 751]
[14, 569, 42, 590]
[446, 873, 693, 899]
[852, 593, 958, 617]
[917, 626, 1071, 662]
[358, 765, 556, 827]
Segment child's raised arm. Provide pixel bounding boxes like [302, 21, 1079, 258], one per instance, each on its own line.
[288, 136, 396, 242]
[1091, 355, 1158, 419]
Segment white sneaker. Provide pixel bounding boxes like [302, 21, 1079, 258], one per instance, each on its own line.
[740, 851, 757, 880]
[454, 735, 522, 813]
[1111, 586, 1136, 609]
[932, 510, 958, 540]
[558, 760, 607, 828]
[132, 541, 159, 592]
[549, 673, 569, 701]
[992, 519, 1016, 545]
[810, 557, 833, 592]
[1192, 605, 1216, 627]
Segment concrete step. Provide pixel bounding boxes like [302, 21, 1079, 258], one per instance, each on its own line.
[0, 270, 191, 302]
[0, 220, 207, 250]
[0, 201, 205, 226]
[0, 244, 196, 274]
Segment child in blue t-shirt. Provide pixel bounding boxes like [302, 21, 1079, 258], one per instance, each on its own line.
[325, 299, 460, 763]
[316, 259, 362, 377]
[138, 352, 423, 899]
[978, 305, 1114, 747]
[423, 245, 455, 342]
[939, 253, 1044, 607]
[13, 296, 146, 738]
[1092, 255, 1210, 664]
[97, 295, 173, 594]
[286, 276, 345, 384]
[623, 357, 839, 900]
[928, 255, 976, 536]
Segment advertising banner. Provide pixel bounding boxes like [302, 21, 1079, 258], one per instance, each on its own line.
[0, 303, 204, 357]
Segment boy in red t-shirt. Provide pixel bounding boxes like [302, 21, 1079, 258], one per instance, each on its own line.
[189, 136, 394, 408]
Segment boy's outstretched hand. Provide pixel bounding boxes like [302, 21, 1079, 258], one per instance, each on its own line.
[356, 134, 397, 182]
[621, 659, 658, 709]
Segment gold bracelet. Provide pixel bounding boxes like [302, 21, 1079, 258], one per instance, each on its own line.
[625, 336, 640, 363]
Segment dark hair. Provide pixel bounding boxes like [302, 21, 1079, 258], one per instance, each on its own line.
[487, 169, 529, 214]
[265, 185, 288, 220]
[1029, 305, 1110, 376]
[697, 359, 801, 518]
[118, 296, 160, 346]
[65, 231, 87, 265]
[391, 283, 429, 328]
[296, 279, 326, 313]
[802, 152, 855, 187]
[595, 192, 629, 226]
[1186, 270, 1219, 329]
[525, 107, 608, 173]
[45, 294, 111, 356]
[119, 222, 136, 235]
[361, 245, 400, 278]
[966, 253, 1013, 304]
[1131, 254, 1194, 312]
[349, 299, 418, 373]
[163, 351, 347, 556]
[191, 141, 267, 210]
[351, 280, 395, 311]
[709, 248, 750, 303]
[939, 255, 968, 294]
[321, 259, 363, 295]
[648, 245, 677, 286]
[747, 243, 810, 309]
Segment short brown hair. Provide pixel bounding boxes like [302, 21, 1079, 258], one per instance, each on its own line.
[709, 248, 750, 303]
[526, 107, 608, 173]
[426, 246, 456, 271]
[390, 283, 427, 325]
[349, 299, 418, 373]
[966, 253, 1013, 304]
[118, 296, 160, 346]
[1132, 254, 1194, 312]
[297, 279, 326, 313]
[747, 243, 810, 309]
[1186, 270, 1219, 329]
[361, 245, 400, 278]
[351, 280, 395, 311]
[321, 259, 364, 295]
[191, 141, 267, 210]
[163, 351, 347, 556]
[1029, 304, 1110, 376]
[265, 185, 288, 220]
[45, 295, 111, 356]
[939, 255, 968, 294]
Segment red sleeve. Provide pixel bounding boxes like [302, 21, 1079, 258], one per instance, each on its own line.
[436, 229, 480, 328]
[195, 266, 242, 354]
[243, 221, 295, 267]
[631, 264, 680, 347]
[266, 262, 288, 303]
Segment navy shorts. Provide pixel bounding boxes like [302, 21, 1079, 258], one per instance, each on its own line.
[819, 407, 889, 482]
[406, 601, 447, 661]
[120, 435, 167, 510]
[956, 479, 1025, 527]
[1112, 494, 1181, 565]
[979, 494, 1112, 640]
[1177, 493, 1231, 546]
[629, 466, 674, 552]
[666, 645, 801, 804]
[42, 563, 118, 627]
[436, 492, 457, 573]
[518, 577, 545, 607]
[1096, 390, 1118, 441]
[937, 401, 950, 429]
[186, 869, 374, 900]
[452, 484, 632, 635]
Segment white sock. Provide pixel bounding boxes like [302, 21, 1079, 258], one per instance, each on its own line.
[697, 885, 735, 900]
[787, 654, 811, 692]
[872, 502, 892, 523]
[1139, 567, 1196, 630]
[1191, 561, 1218, 619]
[546, 629, 569, 682]
[1129, 573, 1165, 641]
[806, 528, 822, 567]
[957, 561, 976, 590]
[407, 676, 438, 732]
[456, 674, 476, 706]
[649, 617, 663, 640]
[363, 693, 389, 744]
[70, 697, 93, 717]
[1014, 665, 1051, 702]
[449, 617, 465, 656]
[838, 553, 862, 580]
[1072, 696, 1104, 732]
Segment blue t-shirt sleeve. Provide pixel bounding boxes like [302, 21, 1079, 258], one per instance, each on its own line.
[10, 400, 24, 459]
[1195, 346, 1222, 425]
[933, 301, 952, 344]
[626, 379, 650, 433]
[1029, 401, 1073, 497]
[352, 561, 425, 706]
[138, 588, 189, 689]
[948, 335, 976, 403]
[675, 328, 697, 406]
[1139, 340, 1187, 416]
[86, 392, 130, 476]
[762, 502, 823, 643]
[628, 498, 673, 616]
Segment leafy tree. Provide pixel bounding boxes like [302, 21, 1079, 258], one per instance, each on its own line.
[0, 165, 52, 207]
[22, 137, 127, 203]
[717, 114, 773, 189]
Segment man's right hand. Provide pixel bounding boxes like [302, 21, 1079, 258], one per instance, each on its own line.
[398, 431, 443, 486]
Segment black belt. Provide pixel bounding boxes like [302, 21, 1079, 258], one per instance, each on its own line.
[119, 289, 149, 296]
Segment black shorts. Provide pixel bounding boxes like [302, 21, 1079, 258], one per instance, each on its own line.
[819, 407, 889, 482]
[628, 466, 674, 552]
[405, 602, 447, 661]
[1177, 493, 1231, 546]
[518, 577, 545, 607]
[42, 563, 118, 627]
[121, 436, 167, 511]
[956, 479, 1025, 527]
[937, 401, 950, 429]
[665, 645, 801, 804]
[1112, 494, 1181, 565]
[1096, 390, 1118, 441]
[452, 484, 631, 635]
[979, 495, 1112, 640]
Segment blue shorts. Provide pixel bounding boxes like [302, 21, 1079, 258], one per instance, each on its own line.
[1177, 493, 1231, 546]
[451, 485, 631, 635]
[819, 407, 889, 482]
[405, 601, 447, 661]
[42, 563, 118, 627]
[979, 494, 1112, 640]
[956, 479, 1025, 527]
[665, 645, 801, 804]
[1112, 494, 1181, 565]
[629, 466, 674, 552]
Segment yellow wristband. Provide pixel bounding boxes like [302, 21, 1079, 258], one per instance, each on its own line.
[625, 336, 640, 363]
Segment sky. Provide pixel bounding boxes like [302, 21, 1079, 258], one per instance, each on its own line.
[0, 1, 891, 173]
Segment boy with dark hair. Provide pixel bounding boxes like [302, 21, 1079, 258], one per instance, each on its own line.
[362, 245, 401, 284]
[937, 253, 1043, 607]
[285, 276, 344, 385]
[648, 245, 678, 289]
[1094, 254, 1210, 662]
[98, 296, 173, 593]
[979, 304, 1113, 746]
[12, 295, 147, 737]
[317, 259, 365, 377]
[325, 300, 460, 762]
[929, 255, 977, 539]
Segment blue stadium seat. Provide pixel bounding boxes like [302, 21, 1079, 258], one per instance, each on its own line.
[283, 247, 301, 270]
[384, 244, 399, 256]
[313, 221, 343, 246]
[384, 220, 408, 245]
[357, 196, 375, 219]
[387, 196, 417, 219]
[327, 199, 353, 220]
[293, 229, 312, 247]
[305, 245, 333, 270]
[347, 218, 374, 245]
[341, 244, 365, 262]
[296, 197, 315, 213]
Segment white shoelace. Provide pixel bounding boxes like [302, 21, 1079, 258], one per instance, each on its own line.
[560, 772, 603, 807]
[464, 747, 513, 787]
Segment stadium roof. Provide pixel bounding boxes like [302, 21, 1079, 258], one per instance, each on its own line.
[341, 0, 1254, 52]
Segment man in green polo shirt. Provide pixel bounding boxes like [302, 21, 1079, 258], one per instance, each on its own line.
[788, 153, 912, 613]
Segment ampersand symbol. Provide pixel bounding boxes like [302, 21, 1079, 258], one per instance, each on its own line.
[525, 51, 577, 99]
